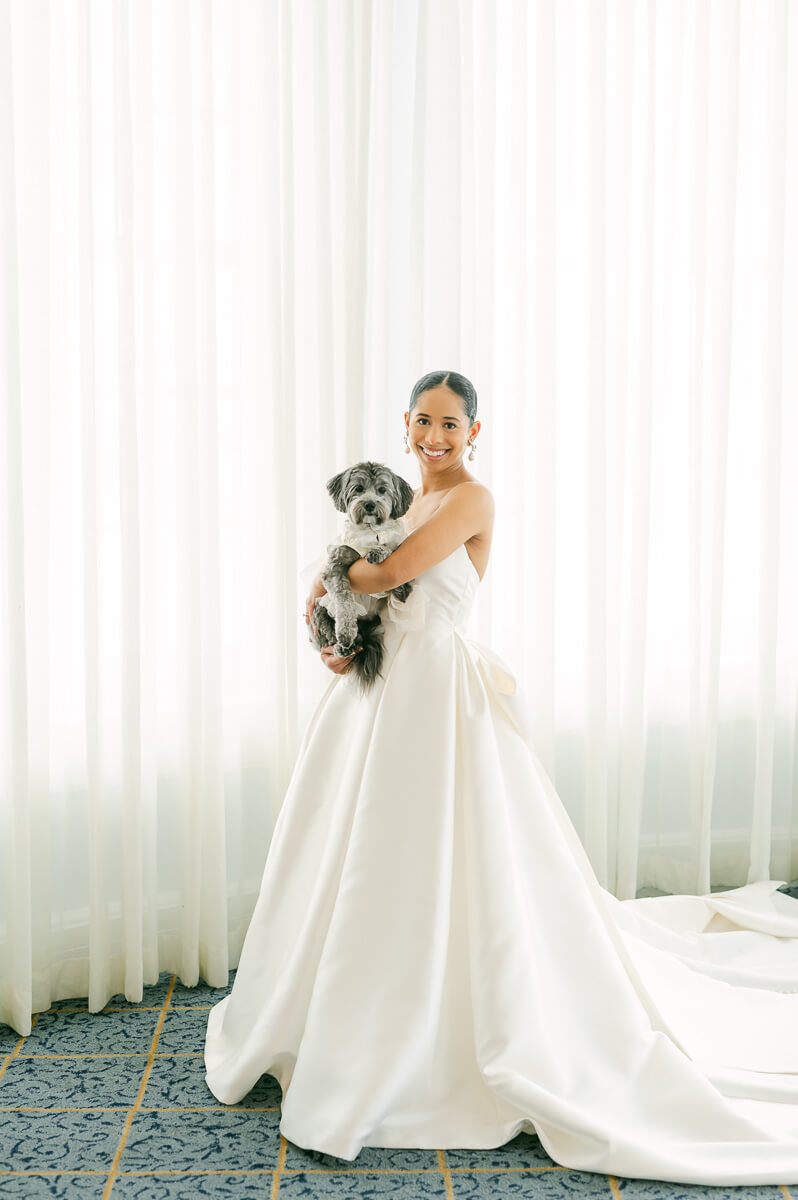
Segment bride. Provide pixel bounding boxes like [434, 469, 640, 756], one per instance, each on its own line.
[205, 371, 798, 1185]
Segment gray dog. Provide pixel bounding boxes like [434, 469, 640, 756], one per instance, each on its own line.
[309, 461, 416, 693]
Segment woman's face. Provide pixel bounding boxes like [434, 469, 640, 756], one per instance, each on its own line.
[405, 385, 477, 471]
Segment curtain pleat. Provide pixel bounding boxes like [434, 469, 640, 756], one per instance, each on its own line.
[1, 0, 796, 1035]
[750, 0, 788, 884]
[1, 0, 30, 1037]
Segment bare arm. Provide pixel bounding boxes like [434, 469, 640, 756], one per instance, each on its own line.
[345, 556, 394, 595]
[350, 483, 492, 592]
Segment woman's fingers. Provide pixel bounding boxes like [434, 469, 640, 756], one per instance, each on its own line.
[320, 645, 362, 673]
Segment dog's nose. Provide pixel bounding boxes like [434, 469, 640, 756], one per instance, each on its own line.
[363, 501, 376, 512]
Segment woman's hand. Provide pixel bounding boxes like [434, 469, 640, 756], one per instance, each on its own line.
[304, 573, 327, 639]
[305, 569, 362, 672]
[320, 644, 362, 674]
[305, 573, 361, 672]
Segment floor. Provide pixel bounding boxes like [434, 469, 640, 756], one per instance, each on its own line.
[1, 885, 796, 1198]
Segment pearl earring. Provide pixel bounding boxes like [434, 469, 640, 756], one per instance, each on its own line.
[403, 432, 411, 453]
[468, 440, 476, 460]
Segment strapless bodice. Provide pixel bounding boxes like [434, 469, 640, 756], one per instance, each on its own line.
[382, 541, 481, 635]
[376, 541, 526, 740]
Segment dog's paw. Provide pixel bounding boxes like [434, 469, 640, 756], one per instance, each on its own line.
[366, 547, 390, 563]
[335, 641, 357, 658]
[328, 544, 361, 568]
[390, 582, 413, 603]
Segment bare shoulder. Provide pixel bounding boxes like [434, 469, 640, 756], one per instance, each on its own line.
[412, 480, 492, 502]
[443, 480, 494, 544]
[399, 479, 493, 583]
[447, 480, 494, 518]
[408, 479, 493, 539]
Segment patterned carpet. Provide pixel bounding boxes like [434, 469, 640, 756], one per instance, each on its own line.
[1, 887, 795, 1197]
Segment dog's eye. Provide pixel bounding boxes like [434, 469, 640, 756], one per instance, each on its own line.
[353, 486, 363, 493]
[378, 488, 386, 494]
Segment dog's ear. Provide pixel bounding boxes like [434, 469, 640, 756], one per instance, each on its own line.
[326, 469, 349, 512]
[391, 474, 416, 519]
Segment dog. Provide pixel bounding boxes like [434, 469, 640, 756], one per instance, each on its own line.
[308, 461, 416, 693]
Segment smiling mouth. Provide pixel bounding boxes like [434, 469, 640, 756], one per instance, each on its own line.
[419, 447, 450, 460]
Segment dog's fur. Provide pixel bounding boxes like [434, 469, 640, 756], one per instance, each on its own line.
[308, 462, 416, 694]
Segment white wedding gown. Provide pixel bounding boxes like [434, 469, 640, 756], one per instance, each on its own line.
[204, 541, 798, 1184]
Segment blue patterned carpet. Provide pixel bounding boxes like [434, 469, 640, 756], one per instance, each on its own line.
[0, 962, 793, 1198]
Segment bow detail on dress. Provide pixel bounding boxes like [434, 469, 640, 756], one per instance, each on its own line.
[454, 630, 534, 742]
[459, 636, 517, 695]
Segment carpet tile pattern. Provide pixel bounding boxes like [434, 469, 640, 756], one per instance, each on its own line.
[0, 956, 794, 1198]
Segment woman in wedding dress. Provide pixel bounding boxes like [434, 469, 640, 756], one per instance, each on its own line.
[205, 371, 798, 1184]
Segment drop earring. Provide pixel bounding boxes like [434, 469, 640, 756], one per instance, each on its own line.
[403, 432, 411, 454]
[468, 439, 476, 460]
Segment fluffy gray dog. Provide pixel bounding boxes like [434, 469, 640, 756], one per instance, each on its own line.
[309, 461, 416, 693]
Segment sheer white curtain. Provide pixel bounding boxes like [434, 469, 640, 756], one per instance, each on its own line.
[1, 0, 796, 1036]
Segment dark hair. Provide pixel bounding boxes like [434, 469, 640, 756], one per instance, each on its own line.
[408, 371, 478, 427]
